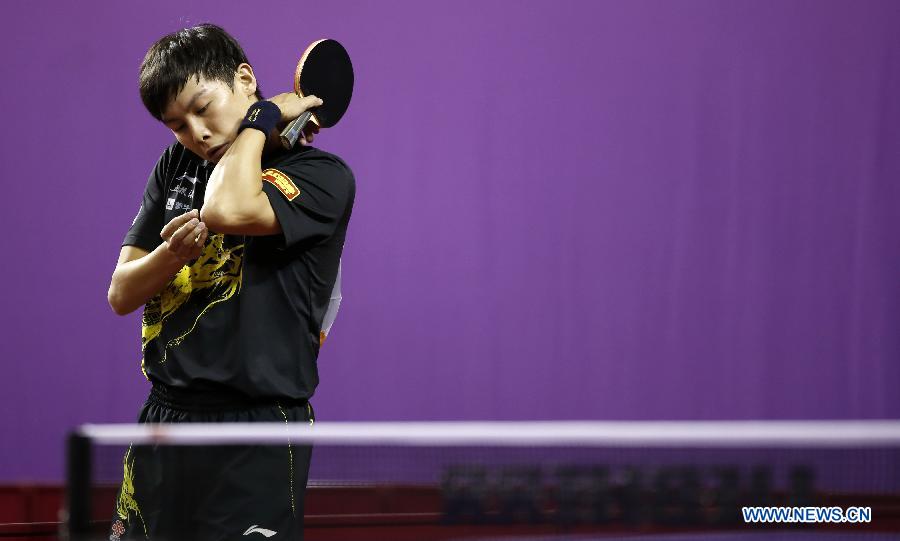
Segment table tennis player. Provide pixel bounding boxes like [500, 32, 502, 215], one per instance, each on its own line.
[105, 23, 355, 540]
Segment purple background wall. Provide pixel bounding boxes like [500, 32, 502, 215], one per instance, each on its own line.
[1, 0, 898, 481]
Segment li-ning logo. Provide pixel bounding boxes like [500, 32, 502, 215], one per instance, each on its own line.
[243, 525, 277, 537]
[248, 107, 261, 122]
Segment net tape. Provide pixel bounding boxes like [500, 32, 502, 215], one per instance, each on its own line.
[76, 420, 900, 447]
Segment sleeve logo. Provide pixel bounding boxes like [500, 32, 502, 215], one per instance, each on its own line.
[262, 168, 300, 201]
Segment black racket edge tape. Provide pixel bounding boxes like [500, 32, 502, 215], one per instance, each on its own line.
[280, 39, 354, 149]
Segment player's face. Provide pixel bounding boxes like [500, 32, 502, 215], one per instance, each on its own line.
[160, 64, 259, 163]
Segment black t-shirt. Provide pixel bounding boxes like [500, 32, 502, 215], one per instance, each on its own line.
[123, 141, 355, 399]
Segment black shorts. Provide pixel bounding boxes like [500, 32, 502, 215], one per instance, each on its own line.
[111, 383, 315, 541]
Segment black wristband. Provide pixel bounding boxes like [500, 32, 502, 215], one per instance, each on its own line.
[239, 101, 281, 137]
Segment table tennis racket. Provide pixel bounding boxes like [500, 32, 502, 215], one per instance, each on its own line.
[280, 39, 354, 149]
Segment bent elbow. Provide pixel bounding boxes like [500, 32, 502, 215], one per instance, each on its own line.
[199, 204, 229, 232]
[107, 283, 134, 316]
[200, 202, 258, 235]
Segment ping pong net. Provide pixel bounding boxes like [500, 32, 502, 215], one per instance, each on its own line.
[65, 421, 900, 540]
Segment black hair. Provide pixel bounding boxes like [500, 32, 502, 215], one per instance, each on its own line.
[139, 23, 263, 121]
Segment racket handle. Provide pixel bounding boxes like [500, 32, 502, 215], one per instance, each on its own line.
[280, 111, 313, 149]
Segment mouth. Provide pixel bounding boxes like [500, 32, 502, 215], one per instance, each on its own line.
[207, 143, 229, 161]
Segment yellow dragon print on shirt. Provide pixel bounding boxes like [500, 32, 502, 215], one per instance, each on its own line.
[114, 445, 148, 538]
[140, 233, 243, 377]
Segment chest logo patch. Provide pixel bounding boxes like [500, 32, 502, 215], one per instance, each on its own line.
[262, 168, 300, 201]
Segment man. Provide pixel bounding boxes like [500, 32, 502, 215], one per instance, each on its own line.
[106, 23, 354, 540]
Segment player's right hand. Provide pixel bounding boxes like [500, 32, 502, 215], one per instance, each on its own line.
[160, 209, 208, 264]
[267, 93, 323, 125]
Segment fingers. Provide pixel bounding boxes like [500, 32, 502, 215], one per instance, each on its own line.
[159, 209, 212, 264]
[184, 220, 207, 249]
[169, 218, 198, 246]
[186, 227, 210, 259]
[160, 209, 199, 240]
[268, 93, 324, 124]
[166, 216, 207, 262]
[298, 95, 323, 113]
[301, 121, 319, 145]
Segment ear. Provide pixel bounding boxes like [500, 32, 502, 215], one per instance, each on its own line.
[235, 63, 258, 98]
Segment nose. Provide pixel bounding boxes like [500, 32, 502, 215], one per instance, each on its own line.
[187, 118, 211, 146]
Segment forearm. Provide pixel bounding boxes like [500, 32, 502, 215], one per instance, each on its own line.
[108, 245, 188, 315]
[200, 129, 266, 228]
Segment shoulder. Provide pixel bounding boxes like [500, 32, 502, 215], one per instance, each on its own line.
[275, 147, 353, 184]
[266, 147, 355, 203]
